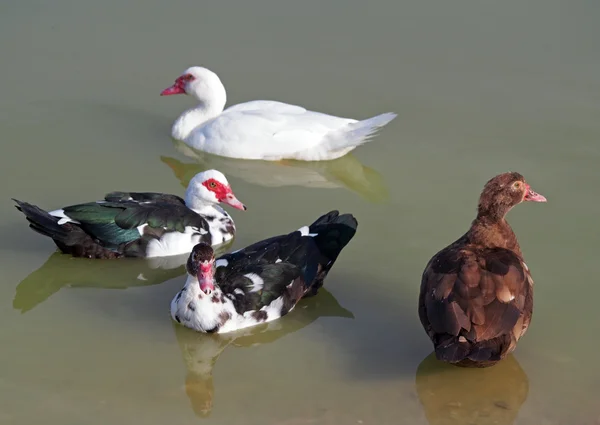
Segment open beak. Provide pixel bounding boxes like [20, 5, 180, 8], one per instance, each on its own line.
[221, 192, 247, 211]
[160, 83, 186, 96]
[524, 184, 547, 202]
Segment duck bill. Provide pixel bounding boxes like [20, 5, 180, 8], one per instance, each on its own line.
[221, 192, 247, 211]
[199, 262, 215, 294]
[524, 185, 547, 202]
[199, 279, 214, 294]
[160, 84, 186, 96]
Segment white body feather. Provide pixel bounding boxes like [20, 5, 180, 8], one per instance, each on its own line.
[171, 275, 293, 334]
[167, 67, 397, 161]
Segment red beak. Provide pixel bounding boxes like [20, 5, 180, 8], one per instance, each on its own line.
[160, 83, 186, 96]
[524, 184, 547, 202]
[199, 261, 215, 294]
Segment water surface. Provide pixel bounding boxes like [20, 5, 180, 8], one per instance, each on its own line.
[1, 0, 599, 424]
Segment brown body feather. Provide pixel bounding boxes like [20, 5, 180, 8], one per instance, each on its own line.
[418, 172, 545, 367]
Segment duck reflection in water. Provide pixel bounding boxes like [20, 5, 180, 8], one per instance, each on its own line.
[13, 241, 233, 313]
[172, 287, 354, 418]
[415, 353, 529, 425]
[161, 139, 389, 203]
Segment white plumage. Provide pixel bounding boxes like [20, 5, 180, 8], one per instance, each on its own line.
[161, 66, 397, 161]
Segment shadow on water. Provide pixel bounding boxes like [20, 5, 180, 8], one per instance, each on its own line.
[171, 287, 354, 418]
[415, 353, 529, 425]
[12, 242, 233, 314]
[162, 139, 390, 203]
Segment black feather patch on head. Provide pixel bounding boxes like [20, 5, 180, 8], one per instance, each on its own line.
[186, 243, 215, 276]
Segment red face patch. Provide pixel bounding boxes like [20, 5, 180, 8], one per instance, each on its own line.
[160, 73, 195, 96]
[200, 262, 213, 274]
[180, 73, 195, 82]
[175, 73, 195, 88]
[202, 178, 230, 201]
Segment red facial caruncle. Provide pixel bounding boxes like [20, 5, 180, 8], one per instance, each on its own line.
[160, 73, 195, 96]
[202, 178, 247, 210]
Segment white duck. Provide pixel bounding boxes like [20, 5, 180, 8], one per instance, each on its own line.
[160, 66, 397, 161]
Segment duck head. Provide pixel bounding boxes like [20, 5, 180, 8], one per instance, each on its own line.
[185, 169, 246, 211]
[160, 66, 226, 104]
[187, 243, 216, 295]
[477, 172, 547, 221]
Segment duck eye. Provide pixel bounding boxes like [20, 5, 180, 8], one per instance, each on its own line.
[209, 181, 217, 188]
[512, 181, 522, 190]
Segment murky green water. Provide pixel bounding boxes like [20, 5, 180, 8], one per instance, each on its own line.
[1, 0, 599, 424]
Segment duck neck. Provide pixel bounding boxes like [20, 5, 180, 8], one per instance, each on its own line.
[183, 274, 202, 297]
[467, 215, 521, 255]
[476, 201, 512, 223]
[184, 190, 224, 217]
[188, 200, 225, 218]
[171, 91, 226, 140]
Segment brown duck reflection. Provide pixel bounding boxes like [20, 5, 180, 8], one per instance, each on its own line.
[13, 242, 233, 313]
[415, 353, 529, 425]
[161, 139, 389, 203]
[172, 288, 354, 418]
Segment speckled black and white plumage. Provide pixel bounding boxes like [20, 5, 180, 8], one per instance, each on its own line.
[12, 170, 245, 259]
[171, 210, 358, 334]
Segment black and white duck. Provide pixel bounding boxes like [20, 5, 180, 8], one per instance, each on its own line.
[13, 169, 245, 259]
[171, 210, 357, 333]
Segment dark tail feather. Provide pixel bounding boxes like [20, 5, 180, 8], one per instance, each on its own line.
[11, 199, 116, 259]
[434, 335, 501, 368]
[13, 199, 79, 244]
[309, 210, 358, 233]
[300, 211, 358, 297]
[434, 338, 471, 364]
[309, 210, 358, 263]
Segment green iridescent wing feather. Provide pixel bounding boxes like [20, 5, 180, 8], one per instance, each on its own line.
[61, 192, 207, 247]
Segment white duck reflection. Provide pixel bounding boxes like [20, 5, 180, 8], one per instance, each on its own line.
[172, 287, 354, 418]
[162, 139, 389, 203]
[415, 353, 529, 425]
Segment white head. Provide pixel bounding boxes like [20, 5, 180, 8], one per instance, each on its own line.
[160, 66, 227, 109]
[184, 169, 246, 211]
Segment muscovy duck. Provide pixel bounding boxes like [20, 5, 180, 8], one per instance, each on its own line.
[160, 66, 396, 161]
[171, 210, 357, 333]
[419, 172, 547, 367]
[13, 169, 245, 259]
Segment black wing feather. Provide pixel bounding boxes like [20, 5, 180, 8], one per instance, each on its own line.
[214, 210, 358, 315]
[104, 191, 186, 205]
[62, 194, 209, 245]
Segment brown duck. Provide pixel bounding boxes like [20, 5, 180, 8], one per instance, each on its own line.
[418, 172, 547, 367]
